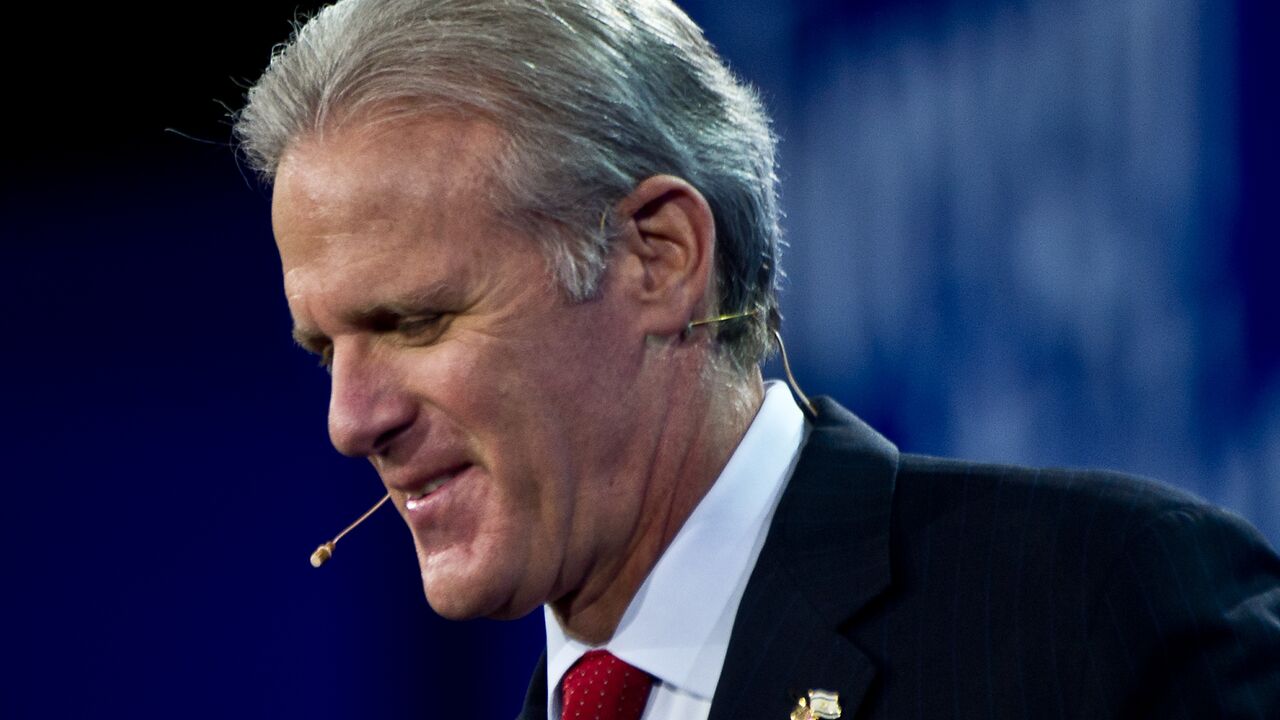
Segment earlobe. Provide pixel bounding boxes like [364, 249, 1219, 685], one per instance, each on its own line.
[613, 175, 716, 338]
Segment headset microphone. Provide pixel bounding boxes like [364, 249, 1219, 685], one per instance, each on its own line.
[310, 493, 391, 567]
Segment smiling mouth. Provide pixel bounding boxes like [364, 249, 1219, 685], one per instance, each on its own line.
[404, 464, 469, 511]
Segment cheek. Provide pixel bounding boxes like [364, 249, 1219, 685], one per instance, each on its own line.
[412, 313, 629, 522]
[399, 334, 516, 419]
[434, 325, 573, 429]
[405, 332, 567, 498]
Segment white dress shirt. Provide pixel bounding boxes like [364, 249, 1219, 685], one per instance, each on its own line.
[544, 381, 807, 719]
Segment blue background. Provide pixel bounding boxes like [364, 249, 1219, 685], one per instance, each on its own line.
[4, 0, 1275, 716]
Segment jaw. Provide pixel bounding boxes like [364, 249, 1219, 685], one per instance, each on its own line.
[409, 488, 564, 622]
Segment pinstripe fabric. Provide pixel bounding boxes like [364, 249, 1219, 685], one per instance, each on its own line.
[518, 397, 1280, 719]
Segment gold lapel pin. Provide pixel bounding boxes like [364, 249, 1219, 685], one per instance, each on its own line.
[788, 686, 839, 712]
[789, 689, 842, 719]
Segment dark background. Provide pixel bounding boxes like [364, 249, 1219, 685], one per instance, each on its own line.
[4, 0, 1276, 717]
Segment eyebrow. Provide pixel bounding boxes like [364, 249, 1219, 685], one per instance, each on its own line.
[291, 325, 329, 353]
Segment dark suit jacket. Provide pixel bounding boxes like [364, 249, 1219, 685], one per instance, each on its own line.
[519, 397, 1280, 719]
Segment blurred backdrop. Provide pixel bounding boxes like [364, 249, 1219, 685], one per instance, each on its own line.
[4, 0, 1276, 717]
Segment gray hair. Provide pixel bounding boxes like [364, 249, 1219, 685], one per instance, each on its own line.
[235, 0, 782, 370]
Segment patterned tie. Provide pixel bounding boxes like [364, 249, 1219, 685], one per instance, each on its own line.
[559, 649, 655, 720]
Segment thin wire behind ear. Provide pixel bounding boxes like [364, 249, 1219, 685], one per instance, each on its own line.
[682, 307, 760, 340]
[771, 328, 817, 418]
[683, 306, 818, 418]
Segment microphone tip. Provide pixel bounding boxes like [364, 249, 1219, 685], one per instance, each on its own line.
[310, 542, 334, 568]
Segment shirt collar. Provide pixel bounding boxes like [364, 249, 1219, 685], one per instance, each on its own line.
[545, 381, 806, 705]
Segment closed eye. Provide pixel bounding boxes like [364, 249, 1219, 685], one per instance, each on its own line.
[391, 314, 449, 345]
[290, 306, 452, 374]
[361, 307, 451, 346]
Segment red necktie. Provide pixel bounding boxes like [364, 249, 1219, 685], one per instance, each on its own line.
[559, 649, 655, 720]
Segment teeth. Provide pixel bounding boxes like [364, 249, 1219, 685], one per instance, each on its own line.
[405, 472, 455, 507]
[421, 475, 450, 495]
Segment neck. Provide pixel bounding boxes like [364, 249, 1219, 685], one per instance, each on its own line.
[550, 366, 765, 644]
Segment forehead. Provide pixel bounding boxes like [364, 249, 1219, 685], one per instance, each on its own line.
[273, 115, 503, 240]
[274, 115, 506, 256]
[270, 115, 520, 322]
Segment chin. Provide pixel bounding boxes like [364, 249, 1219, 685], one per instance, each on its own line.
[413, 532, 546, 620]
[419, 569, 535, 621]
[421, 575, 492, 620]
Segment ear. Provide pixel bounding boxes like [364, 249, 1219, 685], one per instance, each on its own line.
[611, 175, 716, 338]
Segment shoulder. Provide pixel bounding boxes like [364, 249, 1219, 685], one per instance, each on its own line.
[891, 452, 1223, 547]
[799, 397, 1266, 584]
[886, 453, 1280, 602]
[894, 453, 1280, 708]
[797, 400, 1280, 714]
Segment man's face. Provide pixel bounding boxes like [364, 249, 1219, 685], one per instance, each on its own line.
[271, 117, 654, 620]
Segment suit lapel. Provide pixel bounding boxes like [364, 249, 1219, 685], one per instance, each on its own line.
[708, 397, 899, 720]
[519, 397, 898, 720]
[516, 652, 548, 720]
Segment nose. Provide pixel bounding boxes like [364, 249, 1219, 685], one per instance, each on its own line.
[327, 340, 416, 458]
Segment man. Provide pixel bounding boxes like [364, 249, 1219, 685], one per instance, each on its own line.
[237, 1, 1280, 718]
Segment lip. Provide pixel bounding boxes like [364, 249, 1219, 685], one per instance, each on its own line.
[383, 459, 470, 496]
[399, 462, 475, 518]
